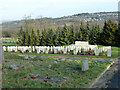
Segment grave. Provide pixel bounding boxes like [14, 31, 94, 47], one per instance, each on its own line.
[22, 74, 68, 85]
[75, 41, 89, 46]
[81, 59, 89, 71]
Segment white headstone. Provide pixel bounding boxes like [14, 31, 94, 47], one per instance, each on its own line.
[107, 49, 111, 57]
[81, 60, 89, 71]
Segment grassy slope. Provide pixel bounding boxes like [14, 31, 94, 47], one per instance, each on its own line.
[2, 54, 112, 88]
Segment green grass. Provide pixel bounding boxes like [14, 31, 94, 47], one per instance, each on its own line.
[2, 53, 112, 88]
[2, 43, 17, 46]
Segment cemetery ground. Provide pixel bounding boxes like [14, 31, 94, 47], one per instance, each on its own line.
[3, 53, 112, 88]
[2, 45, 119, 88]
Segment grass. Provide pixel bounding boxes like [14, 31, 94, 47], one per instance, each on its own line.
[2, 53, 112, 88]
[2, 43, 17, 46]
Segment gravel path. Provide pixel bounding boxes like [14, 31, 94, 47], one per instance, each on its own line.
[104, 57, 120, 89]
[89, 57, 120, 89]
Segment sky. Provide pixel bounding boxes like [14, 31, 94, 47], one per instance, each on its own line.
[0, 0, 119, 21]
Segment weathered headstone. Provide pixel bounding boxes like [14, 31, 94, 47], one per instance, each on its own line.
[107, 49, 111, 57]
[81, 60, 89, 71]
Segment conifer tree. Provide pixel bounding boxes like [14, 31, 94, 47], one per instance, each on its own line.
[69, 25, 75, 44]
[54, 27, 60, 46]
[86, 21, 91, 42]
[89, 25, 98, 44]
[96, 24, 101, 44]
[30, 29, 36, 46]
[102, 19, 117, 46]
[24, 29, 30, 46]
[41, 29, 47, 46]
[80, 22, 85, 41]
[116, 22, 120, 46]
[60, 24, 69, 45]
[17, 26, 25, 46]
[46, 29, 54, 46]
[36, 29, 41, 46]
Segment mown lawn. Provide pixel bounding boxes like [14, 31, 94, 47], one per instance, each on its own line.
[2, 43, 16, 46]
[2, 53, 112, 88]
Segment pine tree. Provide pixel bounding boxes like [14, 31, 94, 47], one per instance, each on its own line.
[102, 19, 117, 46]
[96, 24, 101, 44]
[17, 26, 25, 46]
[46, 29, 54, 46]
[60, 24, 69, 45]
[54, 27, 60, 46]
[36, 29, 41, 46]
[89, 25, 98, 45]
[69, 25, 75, 44]
[24, 29, 30, 46]
[80, 22, 85, 41]
[30, 29, 36, 46]
[41, 29, 47, 46]
[86, 21, 91, 42]
[115, 22, 120, 46]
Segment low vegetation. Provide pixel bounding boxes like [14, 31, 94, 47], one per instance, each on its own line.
[2, 53, 112, 88]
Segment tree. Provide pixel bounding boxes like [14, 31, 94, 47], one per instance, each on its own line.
[24, 29, 30, 46]
[41, 29, 47, 46]
[115, 22, 120, 46]
[54, 27, 60, 46]
[30, 29, 36, 46]
[17, 26, 25, 45]
[46, 29, 54, 46]
[36, 29, 41, 46]
[102, 19, 117, 46]
[69, 25, 75, 44]
[96, 24, 101, 44]
[60, 24, 69, 45]
[86, 21, 91, 42]
[89, 24, 98, 45]
[80, 22, 85, 41]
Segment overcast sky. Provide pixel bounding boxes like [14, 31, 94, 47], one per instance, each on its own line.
[0, 0, 119, 21]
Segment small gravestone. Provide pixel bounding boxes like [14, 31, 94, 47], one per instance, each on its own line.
[95, 48, 99, 56]
[0, 44, 4, 64]
[2, 47, 4, 63]
[24, 55, 29, 60]
[81, 59, 89, 71]
[10, 64, 20, 70]
[53, 61, 57, 64]
[48, 64, 52, 68]
[107, 49, 111, 57]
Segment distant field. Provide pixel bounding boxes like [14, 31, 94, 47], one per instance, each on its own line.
[2, 43, 17, 46]
[2, 38, 17, 46]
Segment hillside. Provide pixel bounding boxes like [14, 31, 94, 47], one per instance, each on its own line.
[2, 11, 118, 37]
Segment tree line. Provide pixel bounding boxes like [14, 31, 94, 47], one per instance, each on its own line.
[17, 18, 120, 47]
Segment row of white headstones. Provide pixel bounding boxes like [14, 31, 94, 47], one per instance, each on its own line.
[3, 45, 111, 57]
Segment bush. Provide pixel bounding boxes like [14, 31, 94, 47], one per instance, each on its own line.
[69, 50, 74, 55]
[25, 50, 29, 53]
[17, 50, 22, 53]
